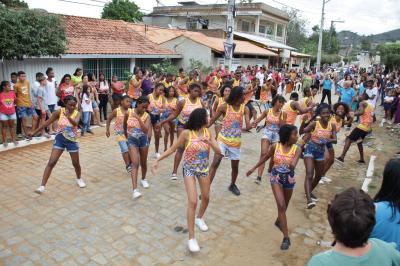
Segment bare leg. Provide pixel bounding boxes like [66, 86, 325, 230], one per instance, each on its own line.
[357, 142, 365, 162]
[40, 148, 64, 186]
[69, 152, 82, 179]
[172, 128, 184, 175]
[322, 148, 334, 176]
[257, 139, 270, 177]
[139, 147, 149, 180]
[208, 153, 223, 184]
[169, 121, 175, 147]
[337, 137, 353, 161]
[184, 176, 197, 239]
[303, 157, 314, 204]
[153, 123, 161, 154]
[8, 120, 16, 143]
[271, 183, 293, 237]
[128, 146, 140, 189]
[122, 151, 131, 167]
[197, 175, 211, 219]
[1, 121, 6, 143]
[163, 123, 170, 151]
[231, 160, 239, 185]
[311, 160, 325, 191]
[214, 124, 221, 140]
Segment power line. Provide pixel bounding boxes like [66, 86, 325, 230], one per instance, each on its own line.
[54, 0, 104, 7]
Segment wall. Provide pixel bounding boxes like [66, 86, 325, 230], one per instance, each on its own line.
[1, 58, 82, 84]
[161, 36, 213, 70]
[143, 16, 172, 27]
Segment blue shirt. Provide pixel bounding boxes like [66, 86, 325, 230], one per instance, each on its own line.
[370, 201, 400, 251]
[322, 79, 332, 90]
[338, 87, 355, 105]
[358, 83, 365, 96]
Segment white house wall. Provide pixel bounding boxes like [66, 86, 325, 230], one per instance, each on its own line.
[1, 58, 82, 84]
[161, 36, 213, 70]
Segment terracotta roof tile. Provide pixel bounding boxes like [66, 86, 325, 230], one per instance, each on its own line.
[62, 15, 175, 55]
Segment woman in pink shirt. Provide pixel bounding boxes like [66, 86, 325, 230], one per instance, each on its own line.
[0, 81, 17, 147]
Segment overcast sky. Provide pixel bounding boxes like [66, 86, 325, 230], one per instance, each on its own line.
[25, 0, 399, 35]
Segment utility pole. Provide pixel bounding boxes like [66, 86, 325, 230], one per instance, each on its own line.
[225, 0, 235, 69]
[316, 0, 330, 72]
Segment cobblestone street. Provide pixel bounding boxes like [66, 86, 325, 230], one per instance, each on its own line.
[0, 107, 397, 265]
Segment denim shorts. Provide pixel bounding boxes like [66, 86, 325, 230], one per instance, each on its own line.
[304, 141, 325, 161]
[326, 142, 334, 150]
[118, 140, 129, 153]
[270, 168, 295, 189]
[177, 120, 186, 129]
[218, 141, 240, 160]
[128, 134, 149, 148]
[92, 101, 98, 109]
[262, 128, 280, 143]
[53, 133, 79, 153]
[183, 168, 208, 179]
[16, 106, 34, 118]
[0, 112, 16, 121]
[150, 113, 161, 125]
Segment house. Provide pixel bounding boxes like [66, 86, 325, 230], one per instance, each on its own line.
[0, 15, 180, 84]
[128, 24, 278, 69]
[290, 52, 311, 70]
[144, 2, 289, 44]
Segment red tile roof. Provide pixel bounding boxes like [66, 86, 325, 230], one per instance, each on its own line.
[62, 15, 175, 55]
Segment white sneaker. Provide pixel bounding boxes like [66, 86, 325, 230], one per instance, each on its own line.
[321, 176, 332, 183]
[188, 238, 200, 252]
[132, 189, 142, 199]
[170, 174, 178, 180]
[154, 153, 161, 159]
[195, 218, 209, 232]
[35, 186, 45, 194]
[318, 180, 324, 184]
[76, 178, 86, 188]
[141, 179, 149, 189]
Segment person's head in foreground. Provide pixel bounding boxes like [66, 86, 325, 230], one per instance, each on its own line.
[307, 187, 400, 266]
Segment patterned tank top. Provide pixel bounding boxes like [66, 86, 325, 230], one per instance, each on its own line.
[178, 97, 202, 124]
[164, 97, 177, 117]
[311, 120, 332, 145]
[357, 102, 374, 132]
[148, 93, 163, 115]
[265, 108, 281, 131]
[273, 143, 298, 173]
[127, 110, 149, 138]
[57, 108, 78, 142]
[330, 115, 343, 133]
[218, 104, 244, 148]
[282, 100, 298, 125]
[115, 107, 129, 141]
[183, 128, 211, 173]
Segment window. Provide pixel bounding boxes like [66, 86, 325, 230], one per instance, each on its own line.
[264, 21, 274, 35]
[83, 58, 131, 81]
[259, 25, 266, 34]
[241, 20, 250, 32]
[186, 20, 198, 30]
[277, 24, 284, 37]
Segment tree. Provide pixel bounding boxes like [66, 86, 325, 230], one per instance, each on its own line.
[283, 8, 308, 51]
[0, 7, 66, 59]
[101, 0, 143, 23]
[360, 38, 372, 51]
[377, 43, 400, 71]
[0, 0, 28, 8]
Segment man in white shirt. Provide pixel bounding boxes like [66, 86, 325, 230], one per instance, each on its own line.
[256, 67, 265, 87]
[45, 67, 58, 134]
[366, 80, 378, 108]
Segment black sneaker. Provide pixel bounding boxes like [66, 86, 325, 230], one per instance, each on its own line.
[228, 184, 240, 196]
[335, 157, 344, 164]
[87, 130, 94, 135]
[357, 160, 366, 164]
[280, 237, 291, 250]
[255, 176, 262, 184]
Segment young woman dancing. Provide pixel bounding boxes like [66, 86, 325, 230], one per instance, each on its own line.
[212, 84, 231, 138]
[303, 103, 337, 208]
[160, 83, 204, 180]
[148, 83, 166, 159]
[124, 96, 151, 199]
[247, 124, 301, 250]
[153, 108, 221, 252]
[251, 95, 287, 184]
[30, 96, 86, 194]
[161, 86, 178, 151]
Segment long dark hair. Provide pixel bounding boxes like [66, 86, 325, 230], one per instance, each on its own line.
[60, 74, 71, 85]
[81, 85, 90, 98]
[227, 86, 244, 105]
[0, 81, 9, 93]
[73, 68, 82, 76]
[374, 159, 400, 223]
[185, 108, 207, 131]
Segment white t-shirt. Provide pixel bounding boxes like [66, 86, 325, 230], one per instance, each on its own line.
[45, 79, 58, 105]
[256, 72, 265, 86]
[366, 87, 379, 107]
[81, 93, 93, 112]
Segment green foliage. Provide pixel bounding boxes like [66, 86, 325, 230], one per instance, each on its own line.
[101, 0, 143, 22]
[0, 7, 66, 59]
[283, 8, 308, 51]
[149, 59, 179, 76]
[377, 43, 400, 70]
[360, 38, 372, 51]
[189, 59, 212, 75]
[0, 0, 28, 8]
[310, 54, 341, 65]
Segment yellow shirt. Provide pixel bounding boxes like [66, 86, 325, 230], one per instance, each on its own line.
[71, 75, 82, 86]
[14, 80, 31, 107]
[232, 78, 240, 87]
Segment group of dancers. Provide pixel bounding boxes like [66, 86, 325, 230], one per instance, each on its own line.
[29, 73, 375, 252]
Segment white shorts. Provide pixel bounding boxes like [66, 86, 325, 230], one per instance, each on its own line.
[218, 141, 240, 160]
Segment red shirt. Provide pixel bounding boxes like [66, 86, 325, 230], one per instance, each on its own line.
[59, 83, 75, 102]
[112, 81, 125, 95]
[0, 91, 16, 115]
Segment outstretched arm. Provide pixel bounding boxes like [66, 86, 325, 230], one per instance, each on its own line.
[246, 143, 276, 176]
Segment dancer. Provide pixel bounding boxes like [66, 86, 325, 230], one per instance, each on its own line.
[152, 108, 221, 252]
[320, 102, 352, 183]
[336, 93, 374, 164]
[299, 85, 318, 134]
[212, 84, 231, 138]
[106, 95, 132, 173]
[29, 96, 86, 194]
[161, 86, 178, 151]
[303, 103, 336, 208]
[252, 95, 287, 184]
[124, 96, 151, 198]
[160, 83, 204, 180]
[246, 124, 301, 250]
[148, 83, 166, 158]
[282, 92, 314, 126]
[207, 86, 251, 196]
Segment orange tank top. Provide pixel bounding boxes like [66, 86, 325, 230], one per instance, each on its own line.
[148, 93, 163, 115]
[357, 102, 374, 132]
[311, 120, 332, 144]
[265, 108, 281, 131]
[273, 143, 298, 172]
[127, 110, 148, 136]
[178, 97, 202, 124]
[330, 115, 343, 133]
[282, 100, 298, 125]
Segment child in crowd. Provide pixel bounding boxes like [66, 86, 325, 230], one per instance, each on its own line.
[0, 81, 17, 147]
